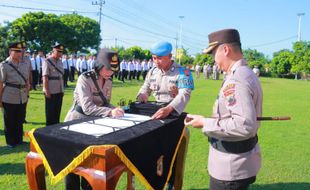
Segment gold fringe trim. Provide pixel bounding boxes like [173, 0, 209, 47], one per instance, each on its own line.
[163, 126, 187, 190]
[28, 125, 186, 189]
[114, 145, 154, 190]
[28, 129, 116, 185]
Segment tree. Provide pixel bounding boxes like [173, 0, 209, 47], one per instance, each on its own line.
[0, 22, 11, 61]
[127, 46, 144, 60]
[59, 14, 100, 53]
[290, 41, 310, 79]
[270, 49, 293, 76]
[193, 53, 213, 66]
[10, 12, 67, 53]
[243, 49, 270, 75]
[9, 12, 100, 54]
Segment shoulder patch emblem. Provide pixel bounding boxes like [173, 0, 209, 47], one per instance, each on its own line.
[223, 84, 236, 106]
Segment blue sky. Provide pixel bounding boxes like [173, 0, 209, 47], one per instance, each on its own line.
[0, 0, 309, 58]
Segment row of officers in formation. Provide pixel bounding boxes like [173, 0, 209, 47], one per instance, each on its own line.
[27, 50, 155, 90]
[0, 28, 263, 190]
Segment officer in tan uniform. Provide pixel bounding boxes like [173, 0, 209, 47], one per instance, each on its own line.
[42, 43, 64, 126]
[65, 48, 124, 190]
[137, 41, 194, 119]
[185, 29, 262, 190]
[0, 42, 30, 148]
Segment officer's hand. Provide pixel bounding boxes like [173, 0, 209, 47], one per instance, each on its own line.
[137, 93, 148, 103]
[0, 101, 3, 108]
[184, 114, 205, 128]
[152, 106, 174, 120]
[111, 107, 124, 118]
[45, 91, 51, 99]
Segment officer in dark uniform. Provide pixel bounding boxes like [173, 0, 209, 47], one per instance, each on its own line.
[0, 42, 30, 148]
[42, 43, 64, 126]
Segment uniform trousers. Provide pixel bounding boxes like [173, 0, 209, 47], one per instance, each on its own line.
[2, 102, 27, 146]
[210, 176, 256, 190]
[32, 70, 39, 90]
[64, 69, 69, 87]
[45, 93, 63, 126]
[70, 67, 76, 82]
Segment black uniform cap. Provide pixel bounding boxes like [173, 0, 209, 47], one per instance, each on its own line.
[94, 48, 119, 73]
[203, 29, 241, 54]
[52, 42, 64, 52]
[9, 42, 23, 51]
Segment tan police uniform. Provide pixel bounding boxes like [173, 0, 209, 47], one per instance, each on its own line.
[64, 71, 113, 121]
[203, 59, 262, 181]
[138, 62, 192, 114]
[0, 57, 29, 146]
[42, 56, 64, 126]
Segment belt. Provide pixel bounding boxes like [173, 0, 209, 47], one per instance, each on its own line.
[5, 82, 26, 89]
[209, 135, 258, 154]
[73, 104, 85, 115]
[48, 76, 62, 80]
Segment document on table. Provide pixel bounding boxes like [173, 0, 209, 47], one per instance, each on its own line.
[61, 113, 151, 137]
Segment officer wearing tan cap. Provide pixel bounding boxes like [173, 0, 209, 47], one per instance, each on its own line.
[42, 42, 65, 126]
[64, 48, 124, 190]
[137, 41, 194, 119]
[0, 42, 30, 148]
[185, 29, 262, 190]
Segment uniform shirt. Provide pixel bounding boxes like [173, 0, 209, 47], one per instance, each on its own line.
[138, 62, 193, 114]
[147, 61, 153, 69]
[62, 59, 70, 70]
[120, 61, 127, 71]
[31, 57, 40, 71]
[127, 61, 134, 71]
[135, 62, 142, 71]
[42, 57, 64, 94]
[0, 57, 29, 104]
[142, 61, 149, 71]
[38, 56, 45, 70]
[203, 59, 262, 181]
[64, 71, 113, 121]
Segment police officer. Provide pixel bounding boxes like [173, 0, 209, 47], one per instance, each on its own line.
[185, 29, 262, 190]
[0, 42, 30, 148]
[137, 41, 194, 119]
[64, 48, 124, 190]
[42, 43, 64, 126]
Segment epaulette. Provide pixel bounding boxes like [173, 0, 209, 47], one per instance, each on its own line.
[83, 70, 96, 78]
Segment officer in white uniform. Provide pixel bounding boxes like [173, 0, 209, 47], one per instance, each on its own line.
[185, 29, 262, 190]
[137, 41, 194, 119]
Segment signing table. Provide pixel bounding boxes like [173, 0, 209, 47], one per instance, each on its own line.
[25, 103, 189, 190]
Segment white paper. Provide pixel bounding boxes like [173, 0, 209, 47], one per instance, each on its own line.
[61, 113, 151, 137]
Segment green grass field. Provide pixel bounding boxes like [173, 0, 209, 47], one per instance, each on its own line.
[0, 75, 310, 190]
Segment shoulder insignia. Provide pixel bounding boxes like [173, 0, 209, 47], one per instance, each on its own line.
[177, 67, 194, 90]
[223, 84, 235, 97]
[83, 71, 95, 78]
[223, 83, 236, 106]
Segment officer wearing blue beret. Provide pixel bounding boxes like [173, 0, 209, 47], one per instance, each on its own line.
[137, 41, 194, 119]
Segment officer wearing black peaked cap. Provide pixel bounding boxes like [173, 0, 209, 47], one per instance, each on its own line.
[42, 42, 65, 126]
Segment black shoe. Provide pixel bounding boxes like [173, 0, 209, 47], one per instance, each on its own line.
[6, 144, 16, 148]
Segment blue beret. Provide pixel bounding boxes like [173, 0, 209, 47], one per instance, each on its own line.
[150, 41, 172, 56]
